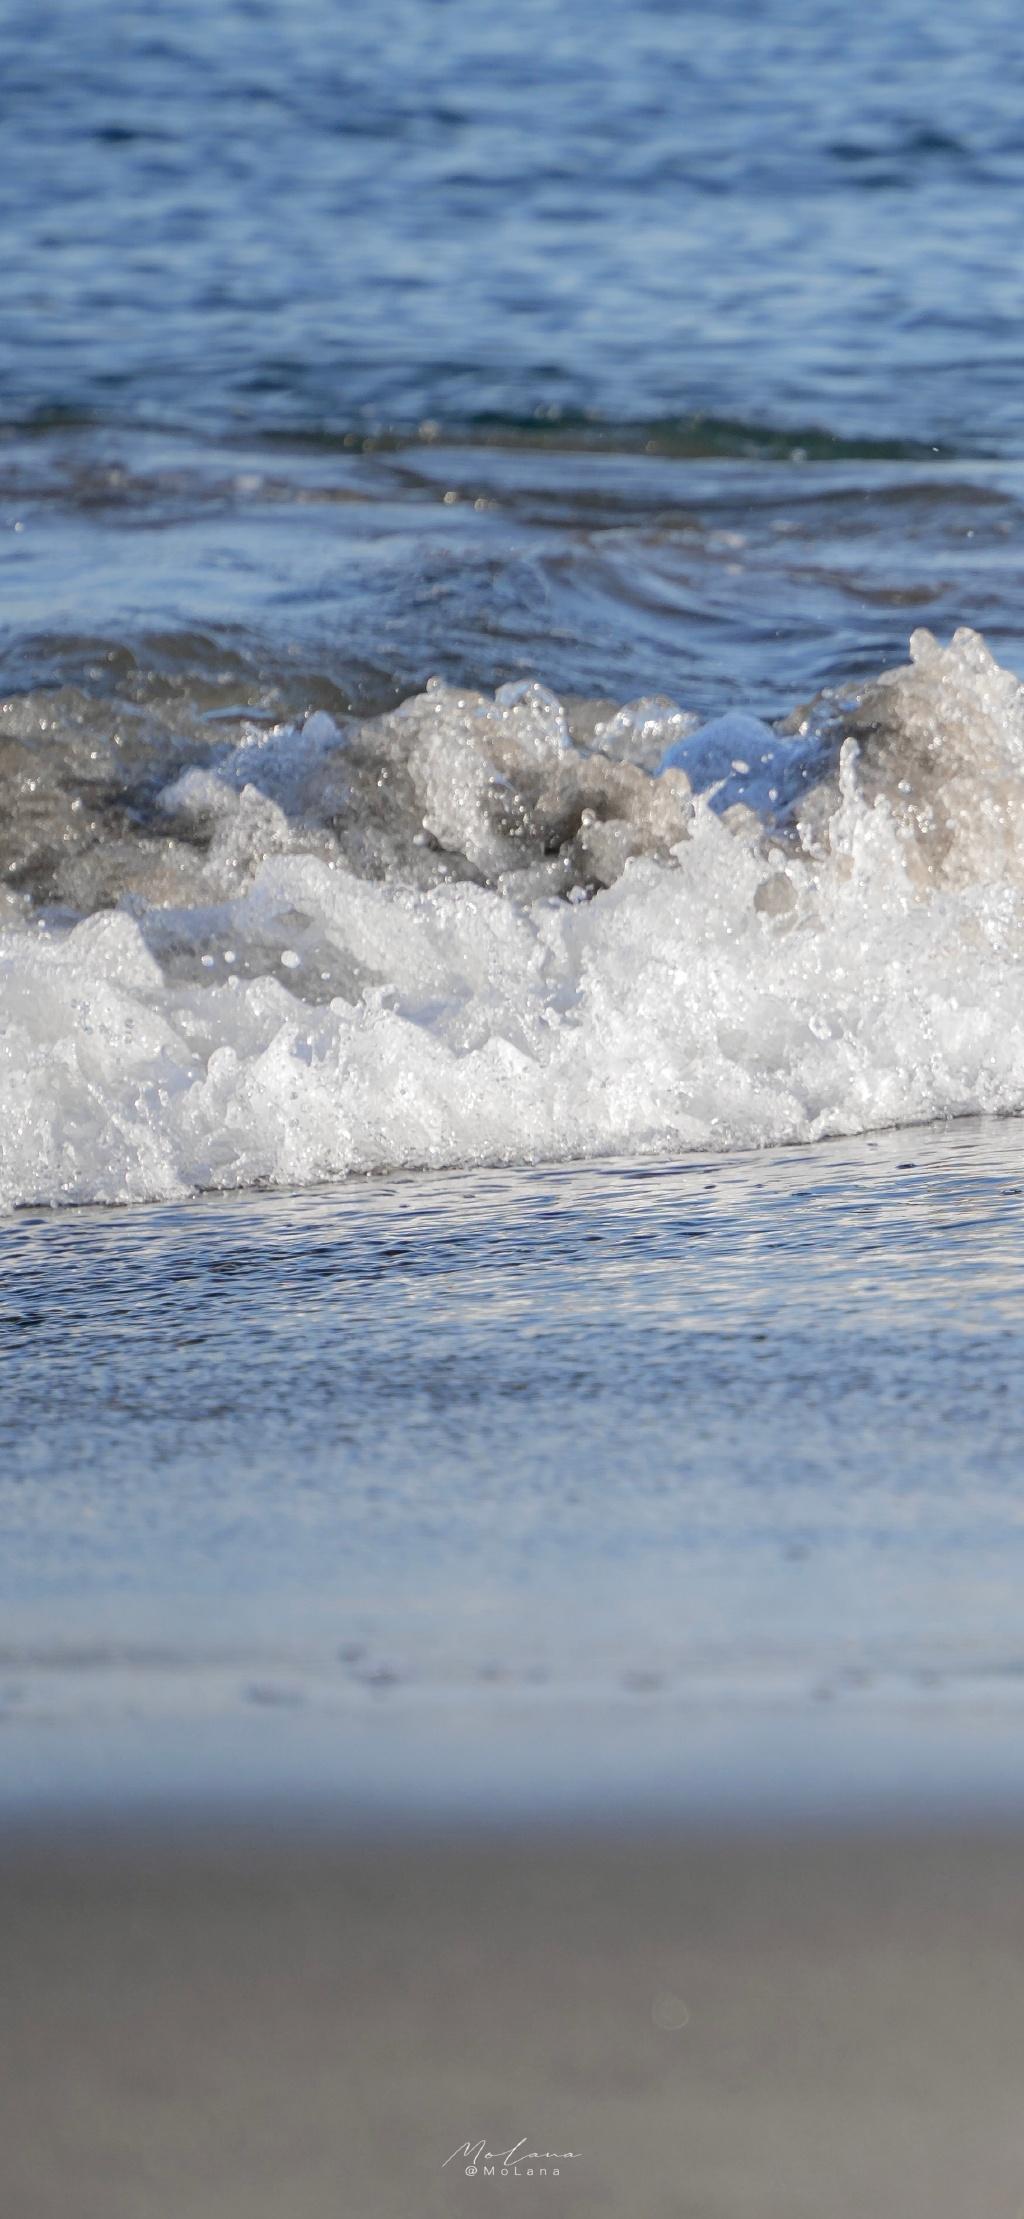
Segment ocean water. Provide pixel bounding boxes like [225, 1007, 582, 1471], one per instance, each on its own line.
[4, 0, 1024, 1816]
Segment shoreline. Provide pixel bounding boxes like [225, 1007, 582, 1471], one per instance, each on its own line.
[8, 1691, 1024, 1837]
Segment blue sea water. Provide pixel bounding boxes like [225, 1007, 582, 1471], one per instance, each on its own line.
[3, 0, 1024, 715]
[5, 0, 1024, 452]
[4, 0, 1024, 1818]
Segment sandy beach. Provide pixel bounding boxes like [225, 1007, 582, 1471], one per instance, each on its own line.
[5, 1817, 1024, 2219]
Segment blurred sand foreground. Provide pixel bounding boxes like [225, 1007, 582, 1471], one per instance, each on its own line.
[3, 1823, 1023, 2219]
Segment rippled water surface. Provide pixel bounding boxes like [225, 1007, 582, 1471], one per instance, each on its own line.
[5, 1, 1024, 793]
[6, 0, 1024, 448]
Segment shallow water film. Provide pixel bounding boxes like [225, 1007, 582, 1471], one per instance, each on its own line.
[5, 1119, 1024, 1818]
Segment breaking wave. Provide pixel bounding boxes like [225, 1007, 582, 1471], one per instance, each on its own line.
[4, 625, 1024, 1207]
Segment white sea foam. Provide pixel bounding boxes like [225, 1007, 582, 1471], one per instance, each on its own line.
[3, 627, 1024, 1207]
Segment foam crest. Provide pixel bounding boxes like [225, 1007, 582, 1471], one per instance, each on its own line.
[3, 629, 1024, 1207]
[163, 678, 694, 900]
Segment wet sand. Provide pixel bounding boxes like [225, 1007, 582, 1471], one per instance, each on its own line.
[4, 1819, 1024, 2219]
